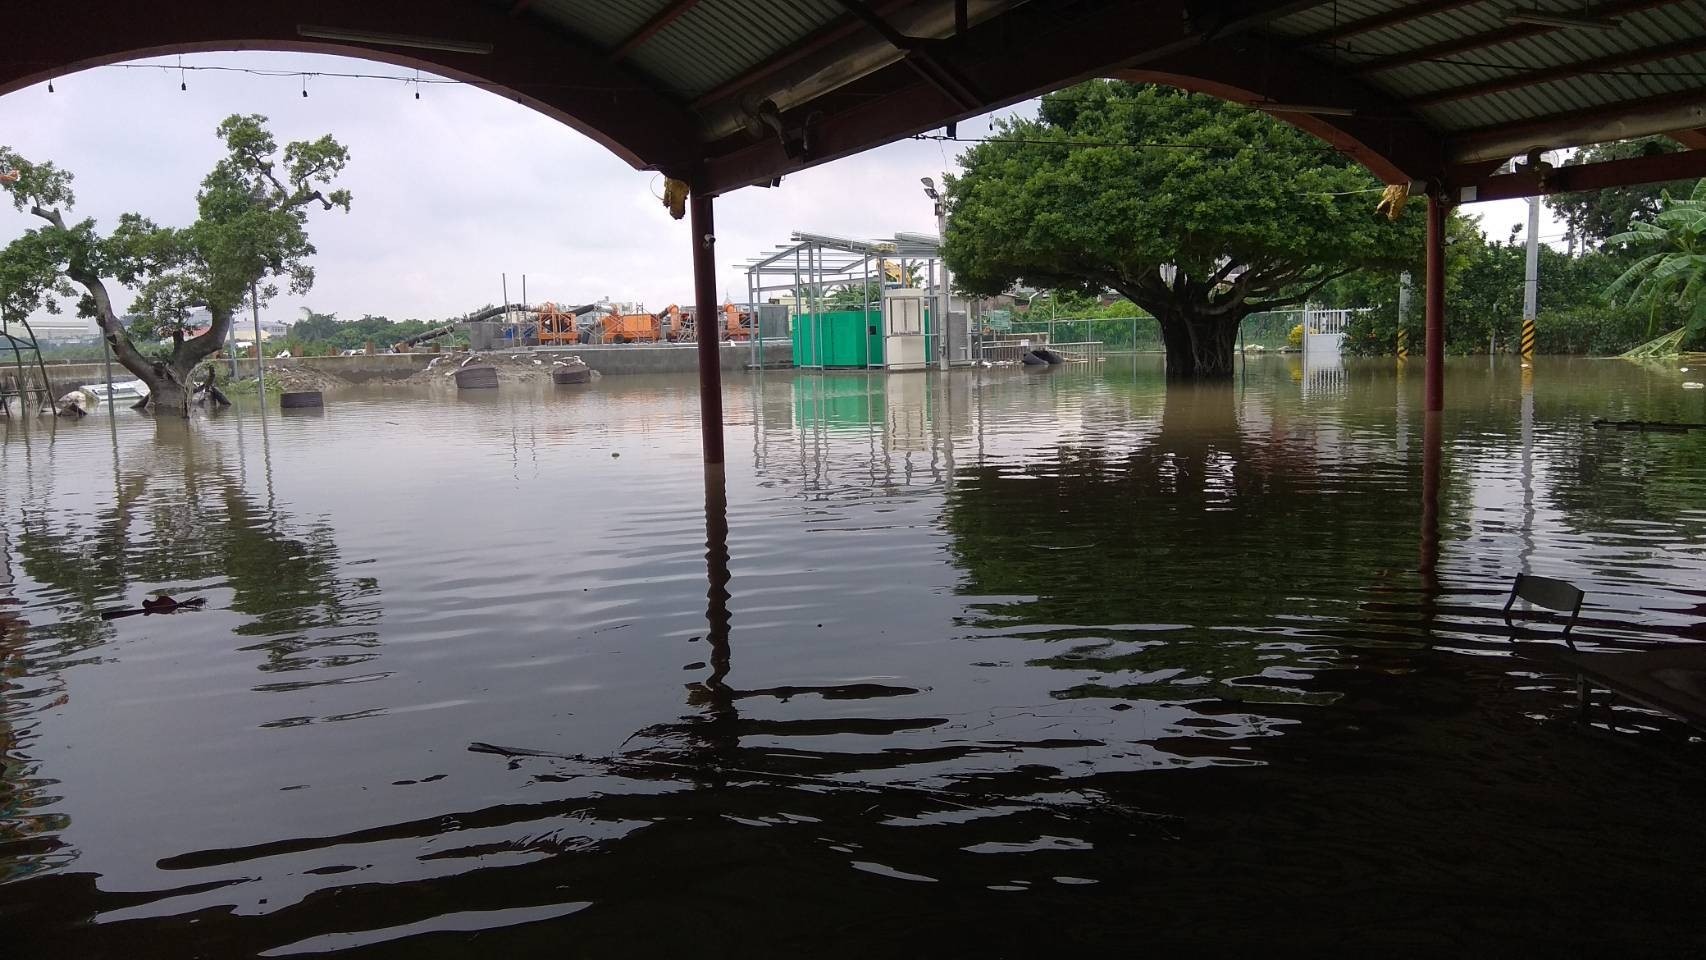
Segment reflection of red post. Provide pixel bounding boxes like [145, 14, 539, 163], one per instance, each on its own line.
[691, 190, 724, 465]
[1420, 411, 1442, 593]
[1425, 193, 1448, 413]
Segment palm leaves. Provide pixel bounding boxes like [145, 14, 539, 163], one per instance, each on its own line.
[1605, 179, 1706, 338]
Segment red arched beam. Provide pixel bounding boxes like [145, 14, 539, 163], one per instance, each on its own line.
[0, 0, 700, 173]
[1115, 43, 1444, 185]
[697, 2, 1445, 195]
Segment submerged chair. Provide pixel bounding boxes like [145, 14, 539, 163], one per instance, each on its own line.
[1502, 573, 1585, 649]
[1505, 573, 1706, 731]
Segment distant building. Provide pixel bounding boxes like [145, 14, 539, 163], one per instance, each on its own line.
[5, 315, 94, 341]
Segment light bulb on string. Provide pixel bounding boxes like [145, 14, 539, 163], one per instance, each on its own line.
[47, 80, 54, 93]
[179, 57, 187, 92]
[301, 74, 308, 98]
[414, 70, 421, 100]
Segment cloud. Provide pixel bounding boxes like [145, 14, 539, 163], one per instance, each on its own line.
[0, 51, 1009, 330]
[0, 52, 1562, 332]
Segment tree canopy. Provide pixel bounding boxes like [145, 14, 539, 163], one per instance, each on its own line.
[942, 81, 1421, 377]
[0, 115, 351, 413]
[1545, 136, 1699, 253]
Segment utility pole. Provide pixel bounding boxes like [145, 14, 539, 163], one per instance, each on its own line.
[251, 281, 264, 389]
[923, 176, 949, 370]
[1521, 192, 1539, 363]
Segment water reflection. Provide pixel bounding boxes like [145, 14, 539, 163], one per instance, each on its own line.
[3, 359, 1706, 954]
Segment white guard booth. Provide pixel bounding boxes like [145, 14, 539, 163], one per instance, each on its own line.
[883, 288, 927, 371]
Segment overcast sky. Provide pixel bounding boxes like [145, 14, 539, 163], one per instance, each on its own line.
[0, 52, 1551, 333]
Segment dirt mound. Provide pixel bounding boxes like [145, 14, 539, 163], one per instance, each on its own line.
[406, 352, 595, 386]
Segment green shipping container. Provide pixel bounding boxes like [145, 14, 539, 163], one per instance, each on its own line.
[791, 308, 933, 368]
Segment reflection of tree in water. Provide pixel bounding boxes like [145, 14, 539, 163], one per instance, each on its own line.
[14, 457, 378, 674]
[1, 528, 72, 882]
[1, 443, 377, 880]
[945, 384, 1430, 704]
[1546, 430, 1706, 531]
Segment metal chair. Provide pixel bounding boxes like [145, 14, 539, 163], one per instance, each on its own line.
[1502, 573, 1585, 650]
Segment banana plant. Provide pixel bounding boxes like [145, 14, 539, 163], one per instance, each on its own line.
[1605, 179, 1706, 339]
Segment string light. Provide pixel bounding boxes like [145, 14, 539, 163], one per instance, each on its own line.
[301, 74, 308, 98]
[179, 56, 187, 92]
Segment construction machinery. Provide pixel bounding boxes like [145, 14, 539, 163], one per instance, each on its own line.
[537, 302, 599, 345]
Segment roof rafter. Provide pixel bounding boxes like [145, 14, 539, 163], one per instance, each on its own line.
[1411, 35, 1706, 108]
[609, 0, 703, 63]
[1293, 0, 1485, 45]
[1453, 146, 1706, 200]
[1348, 0, 1683, 76]
[1449, 86, 1706, 160]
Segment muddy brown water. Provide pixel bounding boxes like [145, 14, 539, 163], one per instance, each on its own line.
[3, 356, 1705, 956]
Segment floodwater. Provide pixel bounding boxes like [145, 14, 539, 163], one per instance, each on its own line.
[3, 356, 1705, 956]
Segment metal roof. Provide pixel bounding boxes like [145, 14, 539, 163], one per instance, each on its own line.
[9, 0, 1706, 192]
[1262, 0, 1706, 152]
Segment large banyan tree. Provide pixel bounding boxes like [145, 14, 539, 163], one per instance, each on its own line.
[0, 115, 350, 415]
[943, 82, 1420, 380]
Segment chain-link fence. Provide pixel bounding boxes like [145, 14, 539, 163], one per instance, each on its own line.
[991, 312, 1305, 353]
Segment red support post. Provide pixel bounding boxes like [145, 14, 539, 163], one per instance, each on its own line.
[691, 190, 725, 465]
[1425, 192, 1447, 414]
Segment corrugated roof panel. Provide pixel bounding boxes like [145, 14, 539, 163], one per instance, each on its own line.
[630, 0, 846, 98]
[526, 0, 672, 49]
[1331, 4, 1511, 59]
[1421, 52, 1706, 130]
[1268, 0, 1415, 37]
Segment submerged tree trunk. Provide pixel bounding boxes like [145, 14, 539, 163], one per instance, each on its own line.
[1156, 310, 1244, 381]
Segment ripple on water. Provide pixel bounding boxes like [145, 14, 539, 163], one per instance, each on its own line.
[3, 360, 1706, 952]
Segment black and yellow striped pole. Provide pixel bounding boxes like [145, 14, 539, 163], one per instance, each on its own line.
[1520, 315, 1536, 363]
[1397, 327, 1409, 363]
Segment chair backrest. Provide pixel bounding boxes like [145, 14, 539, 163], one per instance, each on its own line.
[1512, 574, 1584, 613]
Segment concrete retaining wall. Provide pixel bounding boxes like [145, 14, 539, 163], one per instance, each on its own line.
[15, 341, 794, 390]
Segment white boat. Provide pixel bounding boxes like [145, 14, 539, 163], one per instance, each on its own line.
[78, 379, 150, 402]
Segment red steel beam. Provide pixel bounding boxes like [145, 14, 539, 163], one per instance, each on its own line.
[1411, 35, 1706, 107]
[690, 191, 724, 465]
[1669, 127, 1706, 149]
[1350, 0, 1683, 75]
[1424, 193, 1447, 414]
[1454, 148, 1706, 202]
[609, 0, 702, 62]
[1293, 0, 1483, 46]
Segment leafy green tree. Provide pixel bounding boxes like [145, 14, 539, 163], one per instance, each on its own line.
[291, 307, 340, 343]
[1337, 214, 1656, 356]
[1606, 179, 1706, 342]
[943, 81, 1421, 380]
[0, 115, 351, 414]
[1546, 137, 1699, 253]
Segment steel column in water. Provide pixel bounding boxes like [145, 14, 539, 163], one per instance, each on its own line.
[1425, 194, 1448, 413]
[692, 191, 724, 464]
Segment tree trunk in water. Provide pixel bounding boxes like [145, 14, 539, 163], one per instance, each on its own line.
[1157, 312, 1242, 381]
[150, 379, 192, 418]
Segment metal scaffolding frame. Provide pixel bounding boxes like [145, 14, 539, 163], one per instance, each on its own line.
[739, 230, 971, 370]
